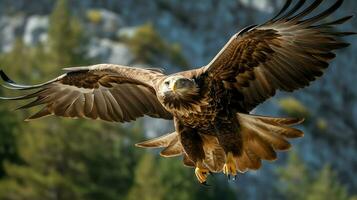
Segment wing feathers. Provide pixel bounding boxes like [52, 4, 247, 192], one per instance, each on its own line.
[0, 64, 172, 122]
[299, 0, 343, 26]
[202, 0, 353, 111]
[290, 0, 323, 21]
[271, 0, 293, 21]
[278, 0, 306, 20]
[236, 113, 304, 171]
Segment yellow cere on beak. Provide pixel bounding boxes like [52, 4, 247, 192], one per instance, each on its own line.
[172, 81, 177, 92]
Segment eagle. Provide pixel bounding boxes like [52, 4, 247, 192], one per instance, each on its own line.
[0, 0, 354, 185]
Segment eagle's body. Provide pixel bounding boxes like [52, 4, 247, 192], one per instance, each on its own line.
[0, 0, 354, 184]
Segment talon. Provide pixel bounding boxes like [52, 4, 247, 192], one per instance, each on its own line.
[233, 175, 238, 181]
[223, 152, 238, 178]
[195, 165, 210, 184]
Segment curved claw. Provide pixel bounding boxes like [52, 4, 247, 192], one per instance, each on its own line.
[195, 165, 210, 184]
[233, 175, 238, 181]
[223, 152, 238, 178]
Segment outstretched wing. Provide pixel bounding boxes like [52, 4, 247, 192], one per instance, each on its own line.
[0, 64, 172, 122]
[201, 0, 354, 111]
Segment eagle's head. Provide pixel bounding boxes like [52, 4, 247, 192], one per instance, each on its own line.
[158, 76, 201, 111]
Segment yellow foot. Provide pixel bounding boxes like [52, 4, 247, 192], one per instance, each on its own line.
[195, 166, 210, 185]
[223, 152, 237, 179]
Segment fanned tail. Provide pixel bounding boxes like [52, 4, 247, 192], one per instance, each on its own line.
[135, 132, 183, 157]
[135, 131, 226, 172]
[236, 113, 304, 173]
[135, 113, 304, 173]
[200, 134, 226, 172]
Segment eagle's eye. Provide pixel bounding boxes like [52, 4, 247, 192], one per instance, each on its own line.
[164, 81, 170, 87]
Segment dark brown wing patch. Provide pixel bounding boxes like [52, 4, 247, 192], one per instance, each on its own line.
[202, 0, 354, 111]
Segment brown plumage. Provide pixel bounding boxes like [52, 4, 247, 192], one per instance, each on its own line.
[0, 0, 354, 184]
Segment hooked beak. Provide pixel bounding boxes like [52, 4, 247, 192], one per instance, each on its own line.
[172, 82, 177, 92]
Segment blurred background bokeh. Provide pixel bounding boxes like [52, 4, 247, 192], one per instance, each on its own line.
[0, 0, 356, 199]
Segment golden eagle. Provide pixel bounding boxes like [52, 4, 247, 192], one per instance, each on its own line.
[0, 0, 354, 184]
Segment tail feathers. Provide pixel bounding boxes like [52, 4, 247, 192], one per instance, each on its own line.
[135, 132, 177, 148]
[238, 113, 304, 150]
[237, 113, 304, 171]
[237, 149, 262, 172]
[201, 134, 226, 172]
[160, 136, 183, 157]
[183, 153, 195, 167]
[135, 132, 183, 158]
[245, 132, 277, 161]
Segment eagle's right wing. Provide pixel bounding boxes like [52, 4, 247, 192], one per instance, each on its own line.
[201, 0, 354, 111]
[0, 64, 172, 122]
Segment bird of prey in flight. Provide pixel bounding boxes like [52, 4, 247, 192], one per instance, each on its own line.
[0, 0, 354, 185]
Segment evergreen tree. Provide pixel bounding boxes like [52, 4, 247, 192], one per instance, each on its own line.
[306, 166, 349, 200]
[127, 152, 236, 200]
[0, 107, 21, 178]
[0, 0, 138, 199]
[48, 0, 89, 68]
[276, 152, 310, 200]
[276, 152, 354, 200]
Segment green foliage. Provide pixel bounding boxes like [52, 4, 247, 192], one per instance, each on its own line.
[277, 97, 310, 119]
[307, 165, 349, 200]
[276, 152, 310, 200]
[86, 9, 103, 24]
[276, 152, 353, 200]
[127, 153, 165, 200]
[48, 0, 89, 68]
[316, 118, 328, 132]
[0, 106, 22, 178]
[0, 119, 139, 200]
[122, 23, 189, 68]
[127, 153, 236, 200]
[0, 0, 138, 199]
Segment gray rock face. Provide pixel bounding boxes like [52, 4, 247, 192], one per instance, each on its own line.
[86, 9, 124, 39]
[23, 15, 48, 46]
[0, 15, 25, 52]
[88, 38, 133, 65]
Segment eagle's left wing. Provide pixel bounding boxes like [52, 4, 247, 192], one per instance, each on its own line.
[0, 64, 172, 122]
[201, 0, 354, 111]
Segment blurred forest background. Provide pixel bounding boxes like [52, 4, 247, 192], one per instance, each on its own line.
[0, 0, 356, 199]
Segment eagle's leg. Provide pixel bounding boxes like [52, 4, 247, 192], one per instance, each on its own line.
[223, 152, 237, 178]
[216, 123, 242, 179]
[176, 120, 208, 184]
[194, 161, 210, 184]
[180, 131, 208, 184]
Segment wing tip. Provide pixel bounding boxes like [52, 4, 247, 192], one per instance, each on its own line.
[134, 143, 145, 148]
[0, 70, 15, 84]
[135, 142, 157, 148]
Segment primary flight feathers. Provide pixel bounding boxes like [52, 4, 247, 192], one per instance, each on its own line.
[0, 66, 172, 122]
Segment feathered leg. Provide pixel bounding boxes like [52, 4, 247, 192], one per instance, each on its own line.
[175, 118, 209, 184]
[215, 120, 243, 179]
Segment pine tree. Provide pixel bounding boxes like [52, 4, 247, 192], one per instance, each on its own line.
[127, 153, 165, 200]
[306, 166, 349, 200]
[47, 0, 89, 68]
[276, 152, 310, 200]
[127, 152, 236, 200]
[0, 0, 138, 199]
[276, 152, 353, 200]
